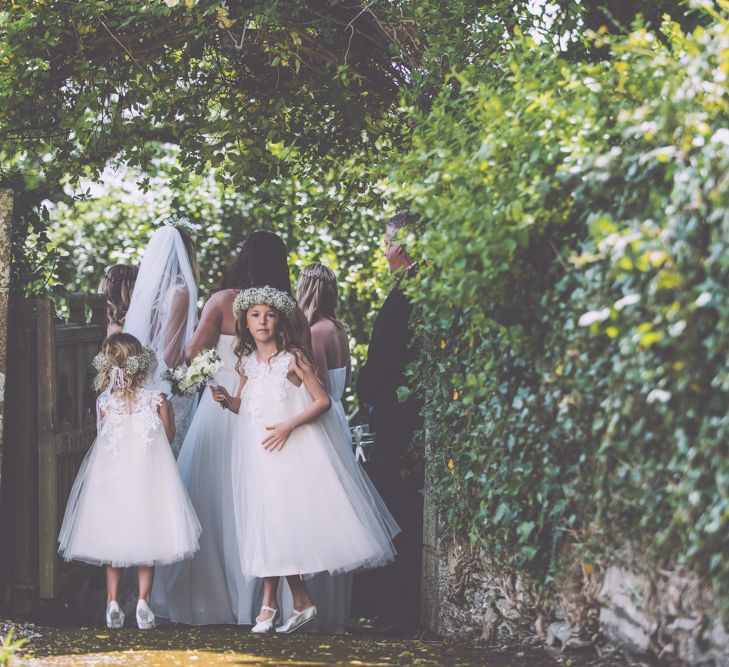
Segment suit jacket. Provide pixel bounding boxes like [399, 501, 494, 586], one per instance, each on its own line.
[356, 268, 422, 496]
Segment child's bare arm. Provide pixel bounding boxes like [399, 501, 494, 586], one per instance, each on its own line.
[262, 352, 331, 452]
[158, 394, 176, 444]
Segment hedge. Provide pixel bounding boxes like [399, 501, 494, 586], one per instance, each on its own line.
[390, 12, 729, 610]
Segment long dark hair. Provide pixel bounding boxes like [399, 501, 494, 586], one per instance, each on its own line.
[233, 305, 314, 372]
[220, 230, 292, 294]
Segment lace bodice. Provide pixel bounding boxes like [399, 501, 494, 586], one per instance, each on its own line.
[97, 388, 164, 457]
[240, 352, 293, 426]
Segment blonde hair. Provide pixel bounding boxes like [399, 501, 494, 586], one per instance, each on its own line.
[296, 263, 345, 329]
[98, 264, 138, 326]
[94, 333, 152, 397]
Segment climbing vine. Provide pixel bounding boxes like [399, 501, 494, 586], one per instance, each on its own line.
[393, 10, 729, 611]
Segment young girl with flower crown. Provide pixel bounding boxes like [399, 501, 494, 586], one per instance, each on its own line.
[58, 333, 201, 630]
[211, 286, 398, 634]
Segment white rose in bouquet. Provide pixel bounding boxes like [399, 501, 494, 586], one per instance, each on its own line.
[162, 349, 222, 397]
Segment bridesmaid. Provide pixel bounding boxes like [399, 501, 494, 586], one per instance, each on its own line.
[151, 229, 310, 625]
[98, 264, 138, 336]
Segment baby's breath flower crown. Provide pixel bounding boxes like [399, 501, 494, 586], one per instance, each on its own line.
[233, 286, 298, 324]
[165, 217, 194, 233]
[92, 346, 156, 378]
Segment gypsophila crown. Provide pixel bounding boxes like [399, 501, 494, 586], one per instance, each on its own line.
[163, 215, 194, 233]
[233, 286, 298, 323]
[92, 346, 156, 378]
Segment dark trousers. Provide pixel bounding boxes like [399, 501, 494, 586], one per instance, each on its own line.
[353, 438, 424, 629]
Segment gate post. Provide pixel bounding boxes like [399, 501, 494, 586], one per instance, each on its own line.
[37, 299, 57, 599]
[0, 188, 13, 502]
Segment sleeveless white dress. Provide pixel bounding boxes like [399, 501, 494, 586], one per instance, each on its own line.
[151, 335, 262, 624]
[281, 368, 400, 632]
[232, 353, 399, 579]
[58, 388, 201, 567]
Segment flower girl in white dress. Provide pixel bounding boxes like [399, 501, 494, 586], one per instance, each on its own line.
[212, 286, 398, 634]
[58, 333, 201, 630]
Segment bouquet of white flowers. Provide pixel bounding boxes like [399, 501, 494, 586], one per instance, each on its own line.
[162, 349, 222, 397]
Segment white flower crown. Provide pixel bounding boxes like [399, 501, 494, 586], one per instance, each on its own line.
[232, 286, 298, 324]
[92, 346, 156, 378]
[164, 216, 194, 233]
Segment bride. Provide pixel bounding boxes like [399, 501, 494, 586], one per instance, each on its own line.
[123, 223, 199, 457]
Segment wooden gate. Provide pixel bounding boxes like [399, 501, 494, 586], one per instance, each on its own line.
[1, 293, 105, 613]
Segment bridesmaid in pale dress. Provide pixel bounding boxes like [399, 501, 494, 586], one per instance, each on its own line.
[151, 230, 310, 625]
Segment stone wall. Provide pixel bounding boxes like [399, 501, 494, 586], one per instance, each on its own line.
[421, 455, 729, 665]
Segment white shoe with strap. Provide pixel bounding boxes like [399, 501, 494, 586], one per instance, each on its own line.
[251, 605, 279, 634]
[275, 605, 317, 634]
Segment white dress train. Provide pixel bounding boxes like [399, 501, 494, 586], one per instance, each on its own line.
[151, 335, 262, 624]
[58, 388, 201, 567]
[232, 354, 399, 580]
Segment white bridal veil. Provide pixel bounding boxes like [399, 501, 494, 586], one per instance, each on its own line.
[124, 226, 198, 392]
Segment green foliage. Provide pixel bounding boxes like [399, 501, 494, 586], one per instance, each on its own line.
[0, 169, 60, 295]
[1, 0, 538, 201]
[0, 631, 26, 665]
[393, 12, 729, 607]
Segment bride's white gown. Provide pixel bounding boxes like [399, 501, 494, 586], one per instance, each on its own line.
[151, 335, 261, 624]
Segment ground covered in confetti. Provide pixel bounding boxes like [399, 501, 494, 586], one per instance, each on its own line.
[8, 625, 567, 666]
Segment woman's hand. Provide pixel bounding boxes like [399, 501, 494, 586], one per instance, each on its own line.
[262, 421, 294, 452]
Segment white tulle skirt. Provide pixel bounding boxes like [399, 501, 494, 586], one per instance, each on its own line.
[58, 414, 201, 568]
[281, 380, 399, 632]
[232, 377, 399, 579]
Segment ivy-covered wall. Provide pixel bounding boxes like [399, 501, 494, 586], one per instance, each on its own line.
[392, 14, 729, 626]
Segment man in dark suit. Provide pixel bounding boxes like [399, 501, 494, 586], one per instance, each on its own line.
[354, 211, 424, 633]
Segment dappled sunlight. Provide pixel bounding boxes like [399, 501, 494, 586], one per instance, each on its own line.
[17, 649, 390, 666]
